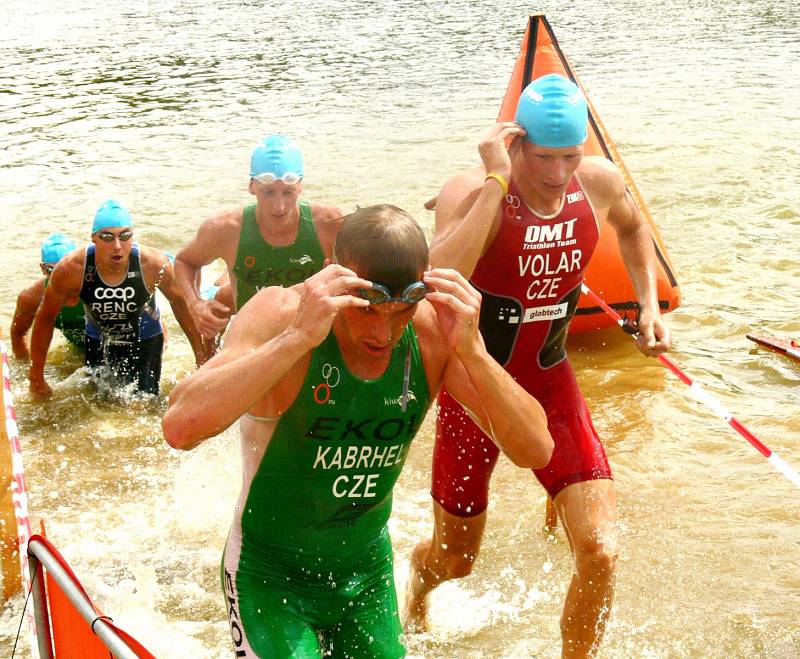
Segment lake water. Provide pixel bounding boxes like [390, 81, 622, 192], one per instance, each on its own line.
[1, 1, 799, 656]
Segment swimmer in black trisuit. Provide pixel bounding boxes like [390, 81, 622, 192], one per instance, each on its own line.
[28, 200, 204, 397]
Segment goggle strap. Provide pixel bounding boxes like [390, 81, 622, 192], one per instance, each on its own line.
[401, 348, 411, 412]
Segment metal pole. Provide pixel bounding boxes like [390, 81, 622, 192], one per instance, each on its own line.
[27, 551, 53, 659]
[27, 538, 141, 659]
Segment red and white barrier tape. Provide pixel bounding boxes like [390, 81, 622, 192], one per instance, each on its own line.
[580, 284, 800, 489]
[0, 341, 36, 646]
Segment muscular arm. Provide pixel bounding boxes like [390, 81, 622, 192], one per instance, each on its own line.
[420, 269, 553, 469]
[429, 123, 524, 276]
[590, 160, 670, 355]
[10, 280, 45, 360]
[145, 249, 206, 365]
[174, 210, 240, 337]
[445, 346, 553, 469]
[311, 204, 345, 258]
[429, 173, 499, 275]
[29, 258, 83, 394]
[162, 288, 309, 450]
[162, 265, 372, 450]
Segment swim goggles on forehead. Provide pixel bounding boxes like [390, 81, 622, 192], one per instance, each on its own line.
[356, 281, 429, 305]
[95, 229, 134, 242]
[252, 172, 303, 185]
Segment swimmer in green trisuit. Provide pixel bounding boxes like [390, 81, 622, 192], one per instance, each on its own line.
[175, 134, 344, 360]
[11, 233, 85, 359]
[163, 204, 554, 658]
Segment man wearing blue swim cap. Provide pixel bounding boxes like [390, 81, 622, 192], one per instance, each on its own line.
[28, 200, 205, 397]
[174, 133, 344, 356]
[407, 73, 671, 657]
[10, 233, 85, 360]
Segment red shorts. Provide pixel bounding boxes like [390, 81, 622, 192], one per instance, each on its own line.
[431, 361, 611, 514]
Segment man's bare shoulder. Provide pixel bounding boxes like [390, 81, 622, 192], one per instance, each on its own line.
[17, 279, 46, 307]
[576, 156, 626, 208]
[310, 203, 345, 228]
[211, 205, 246, 225]
[177, 206, 245, 266]
[197, 206, 246, 238]
[235, 285, 301, 336]
[434, 167, 487, 219]
[138, 244, 169, 266]
[49, 249, 87, 291]
[309, 203, 345, 255]
[137, 246, 176, 290]
[442, 167, 486, 199]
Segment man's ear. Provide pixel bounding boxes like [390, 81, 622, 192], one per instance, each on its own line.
[248, 179, 256, 195]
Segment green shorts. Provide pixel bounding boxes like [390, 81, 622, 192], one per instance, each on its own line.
[221, 526, 406, 658]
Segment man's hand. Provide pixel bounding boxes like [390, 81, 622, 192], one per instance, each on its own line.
[422, 268, 483, 357]
[289, 264, 372, 348]
[478, 121, 525, 183]
[192, 299, 232, 338]
[634, 307, 671, 357]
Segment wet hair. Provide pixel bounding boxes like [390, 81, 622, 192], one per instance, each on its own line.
[334, 204, 429, 293]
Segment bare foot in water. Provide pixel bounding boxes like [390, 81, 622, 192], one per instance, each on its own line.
[403, 544, 431, 633]
[402, 580, 430, 633]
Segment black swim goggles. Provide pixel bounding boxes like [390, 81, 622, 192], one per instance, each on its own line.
[95, 229, 134, 243]
[356, 281, 429, 305]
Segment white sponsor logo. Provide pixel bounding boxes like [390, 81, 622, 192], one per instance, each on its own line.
[290, 255, 313, 265]
[566, 191, 584, 204]
[321, 363, 340, 388]
[95, 286, 136, 301]
[522, 303, 569, 323]
[523, 219, 578, 247]
[384, 390, 417, 407]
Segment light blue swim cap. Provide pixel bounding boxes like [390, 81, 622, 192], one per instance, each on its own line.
[41, 232, 76, 264]
[92, 199, 133, 233]
[515, 74, 588, 148]
[250, 134, 304, 178]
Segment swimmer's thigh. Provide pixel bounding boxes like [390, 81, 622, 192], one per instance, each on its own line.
[324, 579, 405, 659]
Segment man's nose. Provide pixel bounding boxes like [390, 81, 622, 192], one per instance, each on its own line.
[544, 159, 567, 183]
[370, 309, 393, 340]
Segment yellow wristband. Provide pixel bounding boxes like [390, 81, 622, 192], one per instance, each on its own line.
[484, 172, 509, 196]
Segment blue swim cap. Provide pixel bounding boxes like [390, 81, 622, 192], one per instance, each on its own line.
[92, 199, 133, 233]
[515, 74, 588, 148]
[41, 232, 76, 264]
[250, 134, 304, 178]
